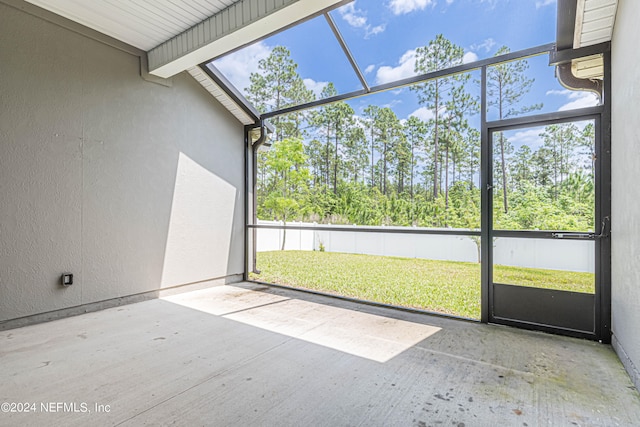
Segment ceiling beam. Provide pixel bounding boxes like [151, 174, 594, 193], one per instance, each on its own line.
[148, 0, 348, 79]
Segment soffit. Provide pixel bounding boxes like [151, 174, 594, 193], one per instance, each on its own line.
[574, 0, 618, 48]
[24, 0, 240, 51]
[187, 66, 254, 125]
[568, 0, 618, 80]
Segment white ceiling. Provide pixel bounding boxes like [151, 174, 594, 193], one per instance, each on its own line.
[25, 0, 240, 51]
[574, 0, 618, 48]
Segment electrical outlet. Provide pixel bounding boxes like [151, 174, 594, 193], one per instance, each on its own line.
[61, 273, 73, 286]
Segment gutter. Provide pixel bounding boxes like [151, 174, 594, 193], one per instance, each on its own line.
[556, 62, 602, 100]
[248, 121, 274, 275]
[554, 0, 603, 100]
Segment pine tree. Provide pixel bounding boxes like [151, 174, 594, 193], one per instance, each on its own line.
[403, 116, 427, 200]
[411, 34, 468, 199]
[363, 105, 382, 190]
[374, 108, 401, 196]
[309, 83, 355, 194]
[487, 45, 541, 213]
[343, 125, 368, 184]
[246, 46, 314, 141]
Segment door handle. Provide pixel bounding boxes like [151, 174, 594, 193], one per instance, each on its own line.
[552, 232, 595, 239]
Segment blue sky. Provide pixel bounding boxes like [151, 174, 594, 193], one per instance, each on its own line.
[213, 0, 598, 134]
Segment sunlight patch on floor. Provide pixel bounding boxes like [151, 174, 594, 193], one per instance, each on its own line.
[162, 285, 441, 362]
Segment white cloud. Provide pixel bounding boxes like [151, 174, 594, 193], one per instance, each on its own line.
[463, 51, 479, 64]
[339, 2, 385, 38]
[471, 38, 496, 53]
[376, 47, 478, 84]
[383, 99, 403, 109]
[546, 89, 570, 96]
[509, 128, 544, 149]
[409, 106, 435, 122]
[303, 79, 329, 99]
[340, 3, 367, 27]
[388, 0, 434, 15]
[558, 93, 600, 111]
[536, 0, 556, 8]
[367, 24, 386, 37]
[364, 64, 376, 74]
[375, 49, 418, 84]
[214, 42, 272, 93]
[547, 89, 600, 111]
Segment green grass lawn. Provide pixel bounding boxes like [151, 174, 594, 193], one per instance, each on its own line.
[251, 250, 595, 319]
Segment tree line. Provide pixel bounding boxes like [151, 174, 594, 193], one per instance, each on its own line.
[247, 35, 595, 242]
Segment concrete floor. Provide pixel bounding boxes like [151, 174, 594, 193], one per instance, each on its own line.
[1, 283, 639, 427]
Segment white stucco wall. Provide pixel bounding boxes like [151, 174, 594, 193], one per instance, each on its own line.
[0, 3, 244, 322]
[611, 0, 640, 390]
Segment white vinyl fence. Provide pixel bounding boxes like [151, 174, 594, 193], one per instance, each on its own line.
[256, 220, 595, 273]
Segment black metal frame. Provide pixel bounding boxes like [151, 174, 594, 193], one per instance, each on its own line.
[485, 111, 605, 340]
[240, 38, 611, 341]
[261, 43, 555, 120]
[597, 49, 612, 343]
[248, 223, 480, 237]
[243, 125, 250, 281]
[549, 41, 610, 65]
[324, 12, 370, 93]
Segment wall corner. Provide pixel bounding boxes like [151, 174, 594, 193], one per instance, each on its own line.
[612, 333, 640, 392]
[140, 54, 173, 87]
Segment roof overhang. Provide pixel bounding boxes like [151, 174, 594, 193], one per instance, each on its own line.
[26, 0, 348, 79]
[148, 0, 348, 79]
[574, 0, 618, 48]
[556, 0, 618, 81]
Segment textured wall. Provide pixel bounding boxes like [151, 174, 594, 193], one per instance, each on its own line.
[0, 3, 244, 322]
[611, 0, 640, 389]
